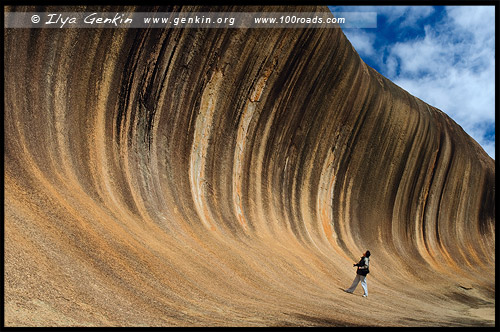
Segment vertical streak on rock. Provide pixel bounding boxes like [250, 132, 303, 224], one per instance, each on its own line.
[233, 100, 254, 231]
[317, 153, 339, 247]
[422, 127, 453, 267]
[190, 69, 224, 231]
[232, 65, 272, 231]
[410, 106, 440, 269]
[93, 30, 130, 221]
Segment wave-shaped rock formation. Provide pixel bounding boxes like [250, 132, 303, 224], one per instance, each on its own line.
[4, 5, 495, 327]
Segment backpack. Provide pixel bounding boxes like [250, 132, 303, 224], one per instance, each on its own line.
[357, 257, 370, 276]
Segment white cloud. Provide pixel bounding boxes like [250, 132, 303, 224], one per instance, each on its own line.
[342, 30, 377, 57]
[384, 55, 398, 78]
[333, 6, 435, 26]
[383, 6, 435, 27]
[446, 5, 494, 33]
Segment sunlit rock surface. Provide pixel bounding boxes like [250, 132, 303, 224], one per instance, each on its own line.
[4, 6, 495, 327]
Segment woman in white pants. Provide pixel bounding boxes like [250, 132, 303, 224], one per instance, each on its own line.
[345, 250, 370, 297]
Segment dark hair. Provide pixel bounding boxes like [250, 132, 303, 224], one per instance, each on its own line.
[365, 250, 371, 257]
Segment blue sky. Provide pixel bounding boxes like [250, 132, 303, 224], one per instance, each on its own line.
[329, 6, 495, 159]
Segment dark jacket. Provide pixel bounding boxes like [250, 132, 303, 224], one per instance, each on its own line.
[355, 257, 370, 276]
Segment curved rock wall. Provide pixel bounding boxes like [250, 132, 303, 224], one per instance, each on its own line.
[4, 6, 495, 327]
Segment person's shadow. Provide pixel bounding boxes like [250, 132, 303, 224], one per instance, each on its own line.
[339, 287, 353, 294]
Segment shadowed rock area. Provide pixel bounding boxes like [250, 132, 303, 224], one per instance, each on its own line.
[4, 5, 495, 327]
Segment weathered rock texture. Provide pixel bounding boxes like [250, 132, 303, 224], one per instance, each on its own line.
[4, 5, 495, 327]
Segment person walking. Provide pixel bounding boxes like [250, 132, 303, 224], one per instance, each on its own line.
[345, 250, 370, 297]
